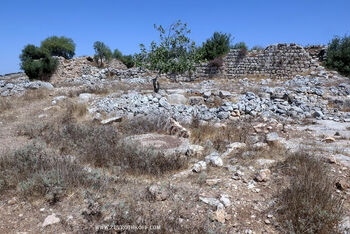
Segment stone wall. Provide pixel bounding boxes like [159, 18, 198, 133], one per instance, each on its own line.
[173, 43, 321, 81]
[304, 45, 327, 61]
[51, 56, 127, 83]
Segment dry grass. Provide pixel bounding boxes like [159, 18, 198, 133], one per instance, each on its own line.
[117, 114, 168, 136]
[190, 120, 252, 153]
[275, 152, 343, 233]
[18, 109, 187, 176]
[342, 99, 350, 112]
[0, 89, 49, 113]
[0, 143, 108, 202]
[0, 97, 12, 112]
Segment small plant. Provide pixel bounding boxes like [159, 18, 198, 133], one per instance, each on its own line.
[0, 143, 106, 200]
[93, 41, 112, 67]
[276, 152, 343, 233]
[0, 97, 12, 112]
[250, 45, 264, 51]
[325, 35, 350, 77]
[208, 56, 224, 68]
[41, 36, 76, 59]
[233, 42, 248, 57]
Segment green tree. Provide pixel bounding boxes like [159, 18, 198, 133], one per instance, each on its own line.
[41, 36, 75, 59]
[113, 49, 123, 60]
[20, 45, 58, 80]
[201, 32, 232, 61]
[120, 55, 135, 68]
[325, 35, 350, 77]
[135, 20, 202, 92]
[250, 45, 264, 51]
[233, 42, 248, 57]
[93, 41, 112, 67]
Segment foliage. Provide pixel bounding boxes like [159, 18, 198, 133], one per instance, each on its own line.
[325, 35, 350, 77]
[251, 45, 264, 51]
[276, 152, 343, 233]
[20, 44, 58, 81]
[0, 143, 106, 200]
[200, 32, 232, 61]
[41, 36, 76, 59]
[208, 56, 224, 68]
[135, 20, 202, 76]
[233, 42, 248, 57]
[93, 41, 112, 67]
[113, 48, 123, 60]
[113, 49, 135, 68]
[120, 55, 135, 68]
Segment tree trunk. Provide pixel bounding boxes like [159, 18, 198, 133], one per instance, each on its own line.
[152, 72, 160, 93]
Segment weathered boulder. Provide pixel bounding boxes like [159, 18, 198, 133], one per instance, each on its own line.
[167, 94, 188, 105]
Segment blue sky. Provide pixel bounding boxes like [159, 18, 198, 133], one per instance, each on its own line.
[1, 0, 349, 75]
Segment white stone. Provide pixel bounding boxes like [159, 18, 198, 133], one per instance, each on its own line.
[192, 161, 207, 173]
[101, 116, 122, 125]
[42, 214, 60, 227]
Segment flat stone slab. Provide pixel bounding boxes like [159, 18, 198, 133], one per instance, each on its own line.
[123, 133, 190, 155]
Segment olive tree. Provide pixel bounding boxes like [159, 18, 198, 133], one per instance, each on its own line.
[20, 44, 58, 81]
[135, 20, 202, 92]
[325, 35, 350, 77]
[93, 41, 112, 67]
[41, 36, 75, 59]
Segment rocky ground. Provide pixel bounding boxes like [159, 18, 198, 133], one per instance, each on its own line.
[0, 65, 350, 233]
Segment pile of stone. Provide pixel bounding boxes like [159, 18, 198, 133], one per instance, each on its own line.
[0, 73, 53, 97]
[51, 56, 127, 83]
[87, 74, 350, 123]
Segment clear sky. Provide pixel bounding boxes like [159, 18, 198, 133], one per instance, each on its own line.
[1, 0, 349, 75]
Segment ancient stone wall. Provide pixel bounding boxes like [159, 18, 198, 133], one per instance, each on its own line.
[173, 43, 321, 81]
[51, 56, 127, 83]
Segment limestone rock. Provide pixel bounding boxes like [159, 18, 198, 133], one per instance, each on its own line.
[79, 93, 93, 103]
[42, 214, 60, 227]
[101, 116, 122, 124]
[323, 136, 336, 143]
[255, 169, 271, 182]
[192, 161, 207, 173]
[167, 94, 188, 105]
[210, 209, 231, 224]
[205, 152, 223, 167]
[165, 118, 190, 138]
[187, 144, 204, 157]
[148, 184, 168, 201]
[266, 132, 282, 146]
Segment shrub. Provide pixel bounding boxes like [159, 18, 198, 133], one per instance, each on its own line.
[0, 97, 12, 112]
[113, 49, 123, 60]
[0, 143, 106, 200]
[208, 56, 224, 68]
[251, 45, 264, 51]
[325, 35, 350, 77]
[233, 42, 248, 57]
[93, 41, 112, 67]
[200, 32, 232, 61]
[41, 36, 76, 59]
[276, 152, 343, 233]
[113, 49, 135, 68]
[120, 54, 135, 68]
[20, 45, 58, 80]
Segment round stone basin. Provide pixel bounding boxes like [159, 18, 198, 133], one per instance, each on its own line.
[124, 133, 190, 155]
